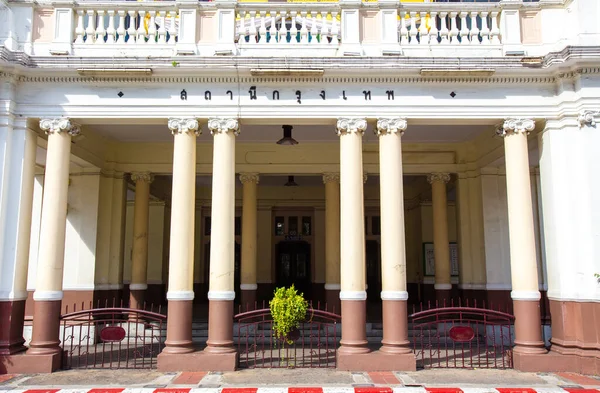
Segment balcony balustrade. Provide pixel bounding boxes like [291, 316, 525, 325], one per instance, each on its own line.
[0, 0, 571, 59]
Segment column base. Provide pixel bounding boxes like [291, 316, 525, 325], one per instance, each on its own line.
[380, 299, 411, 354]
[0, 352, 61, 373]
[337, 350, 416, 371]
[157, 349, 238, 372]
[240, 290, 257, 310]
[163, 299, 194, 354]
[205, 299, 235, 353]
[0, 300, 27, 355]
[326, 289, 341, 314]
[339, 299, 369, 355]
[513, 299, 547, 355]
[28, 300, 62, 356]
[512, 350, 600, 375]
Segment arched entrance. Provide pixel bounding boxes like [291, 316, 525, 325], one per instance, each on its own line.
[275, 240, 311, 297]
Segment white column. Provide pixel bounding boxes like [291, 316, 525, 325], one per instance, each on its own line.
[323, 173, 341, 310]
[129, 172, 153, 310]
[500, 118, 546, 356]
[336, 117, 369, 356]
[428, 173, 452, 300]
[240, 173, 259, 307]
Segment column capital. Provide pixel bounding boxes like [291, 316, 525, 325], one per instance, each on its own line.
[336, 118, 367, 136]
[578, 110, 600, 128]
[239, 172, 259, 184]
[322, 173, 340, 184]
[499, 118, 535, 136]
[39, 118, 80, 136]
[208, 117, 240, 135]
[427, 173, 451, 184]
[376, 117, 407, 136]
[168, 117, 200, 135]
[131, 172, 154, 184]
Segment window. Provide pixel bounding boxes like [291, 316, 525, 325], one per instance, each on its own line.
[288, 216, 298, 235]
[275, 216, 285, 236]
[302, 216, 311, 236]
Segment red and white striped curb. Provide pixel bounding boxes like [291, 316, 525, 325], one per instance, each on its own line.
[1, 387, 599, 393]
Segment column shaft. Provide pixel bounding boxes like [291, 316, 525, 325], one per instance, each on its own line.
[163, 118, 199, 354]
[429, 173, 452, 305]
[29, 119, 78, 356]
[0, 121, 36, 355]
[502, 119, 546, 355]
[323, 174, 341, 312]
[337, 118, 369, 356]
[376, 118, 411, 354]
[240, 173, 259, 307]
[206, 118, 239, 354]
[129, 173, 153, 311]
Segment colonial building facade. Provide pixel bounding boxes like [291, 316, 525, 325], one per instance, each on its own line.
[0, 0, 599, 375]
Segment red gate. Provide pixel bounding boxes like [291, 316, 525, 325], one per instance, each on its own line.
[234, 304, 340, 369]
[60, 307, 167, 369]
[409, 301, 515, 369]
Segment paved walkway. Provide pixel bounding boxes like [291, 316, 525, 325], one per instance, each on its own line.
[0, 369, 599, 393]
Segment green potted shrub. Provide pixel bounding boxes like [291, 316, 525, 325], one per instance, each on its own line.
[269, 285, 308, 345]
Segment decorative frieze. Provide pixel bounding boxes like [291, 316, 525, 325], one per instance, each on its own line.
[499, 118, 535, 136]
[336, 118, 367, 136]
[376, 117, 407, 136]
[239, 173, 260, 184]
[322, 173, 340, 184]
[39, 118, 80, 136]
[208, 118, 240, 135]
[167, 117, 200, 135]
[427, 173, 451, 184]
[130, 172, 154, 183]
[578, 110, 600, 127]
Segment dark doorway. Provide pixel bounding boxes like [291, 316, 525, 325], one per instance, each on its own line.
[275, 241, 311, 298]
[204, 241, 241, 303]
[366, 240, 381, 301]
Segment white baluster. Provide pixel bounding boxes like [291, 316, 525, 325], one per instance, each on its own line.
[258, 11, 267, 44]
[300, 11, 308, 44]
[75, 10, 85, 44]
[470, 11, 480, 45]
[330, 11, 339, 45]
[409, 12, 418, 45]
[249, 11, 257, 43]
[96, 9, 106, 44]
[168, 11, 178, 44]
[237, 11, 246, 43]
[147, 11, 157, 44]
[459, 12, 469, 45]
[449, 11, 458, 44]
[429, 11, 439, 45]
[480, 11, 490, 45]
[137, 10, 147, 43]
[106, 10, 116, 44]
[490, 11, 500, 44]
[290, 11, 298, 43]
[419, 13, 428, 45]
[320, 12, 329, 45]
[127, 10, 137, 44]
[116, 10, 126, 44]
[399, 11, 408, 45]
[85, 10, 96, 43]
[439, 11, 449, 44]
[157, 11, 167, 44]
[310, 12, 318, 44]
[269, 11, 278, 43]
[278, 11, 288, 44]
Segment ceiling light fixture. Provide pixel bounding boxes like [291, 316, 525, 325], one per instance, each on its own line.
[284, 176, 298, 187]
[277, 125, 299, 145]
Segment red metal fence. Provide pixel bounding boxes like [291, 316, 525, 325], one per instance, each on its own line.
[60, 306, 167, 370]
[409, 300, 515, 369]
[234, 303, 341, 369]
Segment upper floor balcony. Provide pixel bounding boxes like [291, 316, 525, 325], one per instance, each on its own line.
[0, 0, 591, 60]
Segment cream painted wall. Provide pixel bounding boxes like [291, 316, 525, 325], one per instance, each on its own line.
[257, 207, 272, 284]
[405, 205, 422, 283]
[62, 173, 100, 290]
[314, 207, 326, 284]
